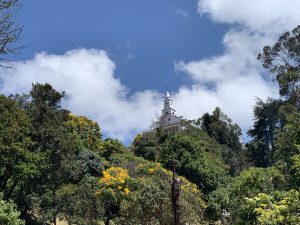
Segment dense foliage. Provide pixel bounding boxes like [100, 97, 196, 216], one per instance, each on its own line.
[0, 84, 208, 224]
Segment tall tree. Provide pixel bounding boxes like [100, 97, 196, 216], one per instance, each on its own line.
[26, 83, 78, 224]
[257, 25, 300, 169]
[258, 25, 300, 105]
[247, 98, 282, 167]
[197, 107, 245, 175]
[0, 0, 23, 66]
[198, 107, 242, 153]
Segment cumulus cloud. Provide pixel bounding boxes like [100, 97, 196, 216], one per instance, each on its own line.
[198, 0, 300, 33]
[173, 0, 300, 133]
[0, 49, 161, 141]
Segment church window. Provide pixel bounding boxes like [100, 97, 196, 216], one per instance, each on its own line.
[168, 118, 170, 121]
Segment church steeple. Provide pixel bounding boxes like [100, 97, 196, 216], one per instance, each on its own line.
[165, 91, 170, 98]
[162, 92, 175, 117]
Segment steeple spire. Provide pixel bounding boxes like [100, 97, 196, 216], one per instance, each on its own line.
[165, 91, 170, 98]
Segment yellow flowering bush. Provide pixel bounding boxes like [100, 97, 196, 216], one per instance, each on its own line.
[96, 157, 206, 224]
[97, 167, 131, 196]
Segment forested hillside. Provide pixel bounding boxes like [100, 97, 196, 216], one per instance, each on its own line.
[0, 83, 207, 224]
[1, 1, 300, 223]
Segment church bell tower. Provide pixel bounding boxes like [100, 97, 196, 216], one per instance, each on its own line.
[162, 91, 176, 117]
[156, 91, 183, 132]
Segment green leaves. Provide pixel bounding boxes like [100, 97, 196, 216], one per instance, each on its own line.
[208, 167, 285, 222]
[258, 25, 300, 102]
[240, 190, 300, 225]
[0, 194, 24, 225]
[198, 107, 245, 175]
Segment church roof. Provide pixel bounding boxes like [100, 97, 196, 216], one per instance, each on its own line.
[165, 91, 170, 98]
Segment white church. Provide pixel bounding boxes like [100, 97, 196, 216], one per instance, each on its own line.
[155, 92, 184, 132]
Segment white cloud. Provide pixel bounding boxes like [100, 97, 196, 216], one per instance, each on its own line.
[198, 0, 300, 33]
[173, 0, 300, 134]
[0, 49, 161, 141]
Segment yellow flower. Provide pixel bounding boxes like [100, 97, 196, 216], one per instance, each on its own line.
[99, 167, 129, 187]
[148, 168, 155, 174]
[95, 189, 102, 196]
[124, 188, 130, 195]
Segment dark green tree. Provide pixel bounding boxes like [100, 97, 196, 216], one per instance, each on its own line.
[197, 107, 245, 175]
[0, 95, 43, 223]
[25, 83, 79, 224]
[101, 138, 126, 161]
[247, 98, 282, 167]
[257, 25, 300, 171]
[198, 107, 242, 153]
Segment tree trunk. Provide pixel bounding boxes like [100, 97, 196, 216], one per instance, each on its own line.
[105, 217, 110, 225]
[0, 170, 9, 191]
[53, 215, 57, 225]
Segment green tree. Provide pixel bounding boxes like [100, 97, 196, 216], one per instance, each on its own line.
[198, 107, 242, 153]
[25, 83, 79, 224]
[207, 167, 285, 222]
[197, 107, 245, 175]
[25, 84, 109, 224]
[100, 138, 126, 160]
[0, 194, 24, 225]
[132, 131, 164, 161]
[247, 98, 282, 167]
[258, 25, 300, 104]
[290, 153, 300, 187]
[0, 95, 43, 223]
[0, 0, 23, 66]
[239, 190, 300, 225]
[161, 134, 229, 194]
[66, 114, 102, 153]
[274, 111, 300, 174]
[54, 177, 104, 225]
[97, 166, 132, 225]
[0, 95, 35, 195]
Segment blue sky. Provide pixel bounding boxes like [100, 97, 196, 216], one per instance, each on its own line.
[2, 0, 300, 142]
[17, 0, 226, 93]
